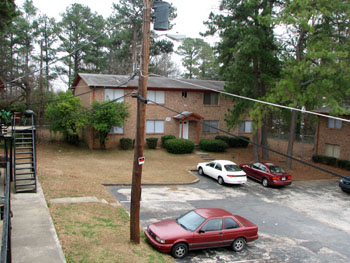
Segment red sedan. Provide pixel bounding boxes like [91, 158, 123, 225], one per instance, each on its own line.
[144, 208, 258, 259]
[240, 162, 292, 187]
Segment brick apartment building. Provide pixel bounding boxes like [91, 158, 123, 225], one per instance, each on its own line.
[71, 73, 253, 149]
[315, 106, 350, 160]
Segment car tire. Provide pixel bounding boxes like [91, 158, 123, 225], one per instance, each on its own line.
[262, 178, 268, 187]
[171, 242, 188, 259]
[198, 167, 204, 175]
[218, 176, 224, 185]
[232, 237, 246, 252]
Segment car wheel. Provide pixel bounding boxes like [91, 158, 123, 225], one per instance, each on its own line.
[232, 237, 246, 252]
[171, 243, 188, 259]
[262, 178, 268, 187]
[198, 167, 204, 175]
[218, 176, 224, 185]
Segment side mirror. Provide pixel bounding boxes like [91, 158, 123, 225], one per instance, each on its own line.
[198, 229, 205, 234]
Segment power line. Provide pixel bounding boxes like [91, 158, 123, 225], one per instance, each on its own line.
[14, 73, 137, 132]
[145, 97, 346, 179]
[28, 72, 137, 107]
[17, 91, 134, 133]
[149, 73, 350, 124]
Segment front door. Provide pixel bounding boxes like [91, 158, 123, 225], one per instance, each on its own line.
[179, 120, 189, 139]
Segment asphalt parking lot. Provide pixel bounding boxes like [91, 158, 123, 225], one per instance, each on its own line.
[110, 172, 350, 263]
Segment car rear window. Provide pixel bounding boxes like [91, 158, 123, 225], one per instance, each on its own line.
[224, 164, 242, 172]
[268, 165, 285, 173]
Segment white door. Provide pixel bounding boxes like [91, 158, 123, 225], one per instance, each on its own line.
[179, 121, 189, 139]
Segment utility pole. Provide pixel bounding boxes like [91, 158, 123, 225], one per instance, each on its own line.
[130, 0, 152, 244]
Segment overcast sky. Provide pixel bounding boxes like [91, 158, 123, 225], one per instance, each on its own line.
[15, 0, 222, 40]
[14, 0, 222, 89]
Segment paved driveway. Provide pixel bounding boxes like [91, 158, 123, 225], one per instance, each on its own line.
[110, 172, 350, 263]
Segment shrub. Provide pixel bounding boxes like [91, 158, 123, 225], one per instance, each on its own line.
[165, 138, 194, 154]
[337, 159, 348, 169]
[161, 134, 176, 148]
[199, 139, 228, 152]
[322, 156, 337, 166]
[237, 136, 250, 147]
[120, 138, 133, 150]
[146, 137, 158, 149]
[215, 135, 230, 145]
[227, 137, 240, 147]
[312, 155, 323, 163]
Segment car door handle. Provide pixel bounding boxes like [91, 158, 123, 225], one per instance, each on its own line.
[219, 232, 223, 235]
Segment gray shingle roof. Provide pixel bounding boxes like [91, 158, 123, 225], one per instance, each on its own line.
[75, 73, 225, 91]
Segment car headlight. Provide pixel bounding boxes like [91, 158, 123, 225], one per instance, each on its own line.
[155, 236, 165, 244]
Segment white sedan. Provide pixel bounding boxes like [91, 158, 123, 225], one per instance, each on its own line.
[197, 160, 247, 185]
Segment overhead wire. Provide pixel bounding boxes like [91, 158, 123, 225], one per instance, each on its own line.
[15, 73, 137, 132]
[149, 73, 350, 124]
[28, 71, 137, 107]
[146, 97, 346, 179]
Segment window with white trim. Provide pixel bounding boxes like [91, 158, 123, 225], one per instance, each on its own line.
[104, 89, 124, 102]
[203, 93, 219, 105]
[203, 120, 219, 133]
[146, 120, 164, 134]
[147, 90, 165, 104]
[239, 121, 253, 133]
[325, 144, 340, 158]
[110, 125, 124, 134]
[327, 119, 342, 129]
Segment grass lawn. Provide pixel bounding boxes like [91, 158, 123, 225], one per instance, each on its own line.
[37, 140, 346, 262]
[38, 142, 202, 263]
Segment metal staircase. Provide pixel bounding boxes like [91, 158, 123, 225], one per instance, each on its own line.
[13, 110, 37, 193]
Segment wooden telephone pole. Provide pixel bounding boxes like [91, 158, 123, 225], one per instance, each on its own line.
[130, 0, 152, 244]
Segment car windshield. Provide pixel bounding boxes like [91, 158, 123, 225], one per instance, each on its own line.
[268, 165, 285, 173]
[176, 211, 206, 232]
[224, 164, 242, 172]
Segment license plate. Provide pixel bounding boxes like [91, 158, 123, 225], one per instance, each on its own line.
[282, 177, 286, 181]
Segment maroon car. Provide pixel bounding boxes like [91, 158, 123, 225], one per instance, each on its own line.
[240, 162, 292, 187]
[144, 208, 258, 259]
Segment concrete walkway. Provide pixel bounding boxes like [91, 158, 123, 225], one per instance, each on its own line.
[11, 182, 66, 263]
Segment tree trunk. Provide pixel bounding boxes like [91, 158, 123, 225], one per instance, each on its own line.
[286, 110, 298, 169]
[253, 133, 260, 162]
[286, 29, 306, 169]
[261, 121, 269, 160]
[131, 26, 138, 72]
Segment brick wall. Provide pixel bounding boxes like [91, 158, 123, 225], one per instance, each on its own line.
[316, 117, 350, 159]
[74, 83, 253, 149]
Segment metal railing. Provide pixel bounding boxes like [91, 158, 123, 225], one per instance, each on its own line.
[1, 161, 12, 262]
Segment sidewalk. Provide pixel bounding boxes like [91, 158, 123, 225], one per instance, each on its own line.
[11, 182, 66, 263]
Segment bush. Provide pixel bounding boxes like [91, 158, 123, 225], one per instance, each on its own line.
[161, 134, 176, 148]
[337, 159, 348, 169]
[215, 135, 250, 148]
[215, 135, 230, 144]
[165, 138, 194, 154]
[322, 156, 337, 166]
[146, 137, 158, 149]
[199, 139, 228, 152]
[237, 136, 250, 147]
[120, 138, 133, 150]
[313, 155, 350, 171]
[312, 155, 323, 163]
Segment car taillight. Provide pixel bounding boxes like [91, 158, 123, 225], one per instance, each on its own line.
[272, 176, 281, 180]
[226, 174, 245, 177]
[287, 176, 292, 179]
